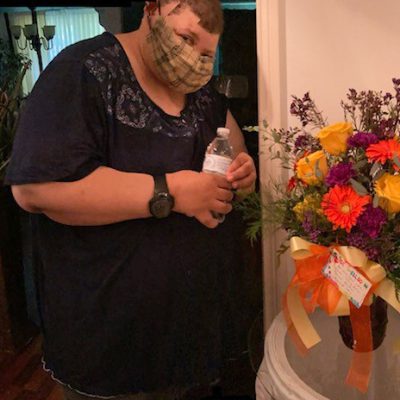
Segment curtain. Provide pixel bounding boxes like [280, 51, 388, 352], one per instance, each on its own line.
[43, 8, 105, 67]
[9, 8, 105, 95]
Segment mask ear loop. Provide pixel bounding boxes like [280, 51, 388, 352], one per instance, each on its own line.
[146, 1, 160, 30]
[147, 1, 158, 14]
[167, 1, 183, 16]
[147, 1, 182, 29]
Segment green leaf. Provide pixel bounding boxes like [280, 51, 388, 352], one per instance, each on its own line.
[394, 154, 400, 169]
[373, 194, 380, 208]
[314, 159, 323, 179]
[350, 178, 368, 195]
[373, 170, 385, 181]
[271, 131, 280, 142]
[355, 159, 368, 170]
[0, 158, 10, 172]
[388, 211, 396, 220]
[243, 125, 259, 132]
[370, 162, 382, 178]
[276, 243, 290, 267]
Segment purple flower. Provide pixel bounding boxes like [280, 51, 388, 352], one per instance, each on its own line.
[325, 162, 356, 187]
[347, 131, 379, 149]
[389, 263, 400, 273]
[293, 134, 319, 154]
[302, 211, 321, 242]
[347, 231, 381, 261]
[365, 247, 381, 261]
[347, 231, 368, 248]
[290, 93, 313, 126]
[383, 92, 393, 103]
[393, 78, 400, 86]
[355, 204, 387, 239]
[295, 134, 310, 148]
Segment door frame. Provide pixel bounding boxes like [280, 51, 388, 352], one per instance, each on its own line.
[256, 0, 288, 332]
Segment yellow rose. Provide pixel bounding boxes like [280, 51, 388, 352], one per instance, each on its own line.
[375, 173, 400, 214]
[317, 122, 353, 155]
[296, 150, 328, 185]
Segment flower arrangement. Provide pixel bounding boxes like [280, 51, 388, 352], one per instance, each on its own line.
[239, 78, 400, 393]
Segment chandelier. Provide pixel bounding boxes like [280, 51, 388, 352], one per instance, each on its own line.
[10, 7, 55, 73]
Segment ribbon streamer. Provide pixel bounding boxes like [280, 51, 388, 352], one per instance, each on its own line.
[283, 236, 400, 393]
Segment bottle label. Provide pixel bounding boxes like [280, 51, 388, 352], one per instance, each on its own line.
[203, 154, 232, 175]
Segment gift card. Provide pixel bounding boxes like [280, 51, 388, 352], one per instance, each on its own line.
[322, 249, 372, 308]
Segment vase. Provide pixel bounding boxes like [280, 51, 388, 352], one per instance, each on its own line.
[338, 296, 388, 351]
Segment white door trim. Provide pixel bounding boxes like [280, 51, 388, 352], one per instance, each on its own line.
[256, 0, 288, 332]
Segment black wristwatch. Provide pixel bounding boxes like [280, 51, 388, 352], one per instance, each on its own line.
[149, 175, 175, 218]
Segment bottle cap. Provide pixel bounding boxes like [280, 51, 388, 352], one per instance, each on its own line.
[217, 127, 230, 138]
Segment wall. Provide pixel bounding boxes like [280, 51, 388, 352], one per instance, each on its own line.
[257, 0, 400, 329]
[95, 7, 122, 34]
[285, 0, 400, 126]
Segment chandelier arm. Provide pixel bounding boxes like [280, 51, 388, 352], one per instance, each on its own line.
[16, 38, 28, 51]
[40, 37, 49, 51]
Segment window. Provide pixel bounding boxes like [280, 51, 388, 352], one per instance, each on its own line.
[9, 8, 105, 95]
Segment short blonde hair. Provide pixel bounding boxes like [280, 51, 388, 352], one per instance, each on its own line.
[160, 0, 224, 34]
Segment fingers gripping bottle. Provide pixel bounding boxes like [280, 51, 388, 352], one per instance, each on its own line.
[202, 127, 234, 223]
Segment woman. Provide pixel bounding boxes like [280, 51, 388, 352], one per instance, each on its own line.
[6, 1, 257, 399]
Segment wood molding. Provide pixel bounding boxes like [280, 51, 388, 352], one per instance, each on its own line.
[256, 0, 288, 332]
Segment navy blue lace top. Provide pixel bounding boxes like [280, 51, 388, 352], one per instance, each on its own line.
[5, 32, 251, 397]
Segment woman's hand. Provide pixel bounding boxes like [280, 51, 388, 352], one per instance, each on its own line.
[167, 170, 234, 228]
[226, 152, 257, 196]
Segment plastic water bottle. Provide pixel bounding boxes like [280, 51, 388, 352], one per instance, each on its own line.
[202, 127, 234, 223]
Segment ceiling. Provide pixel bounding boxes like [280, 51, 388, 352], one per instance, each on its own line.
[0, 2, 256, 14]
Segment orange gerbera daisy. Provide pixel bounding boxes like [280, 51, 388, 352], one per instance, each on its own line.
[366, 138, 400, 165]
[321, 185, 371, 232]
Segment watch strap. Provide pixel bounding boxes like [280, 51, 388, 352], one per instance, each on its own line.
[153, 174, 169, 195]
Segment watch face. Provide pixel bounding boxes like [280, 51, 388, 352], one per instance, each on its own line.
[150, 193, 174, 218]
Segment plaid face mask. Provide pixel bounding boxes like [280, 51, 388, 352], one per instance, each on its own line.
[146, 15, 215, 94]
